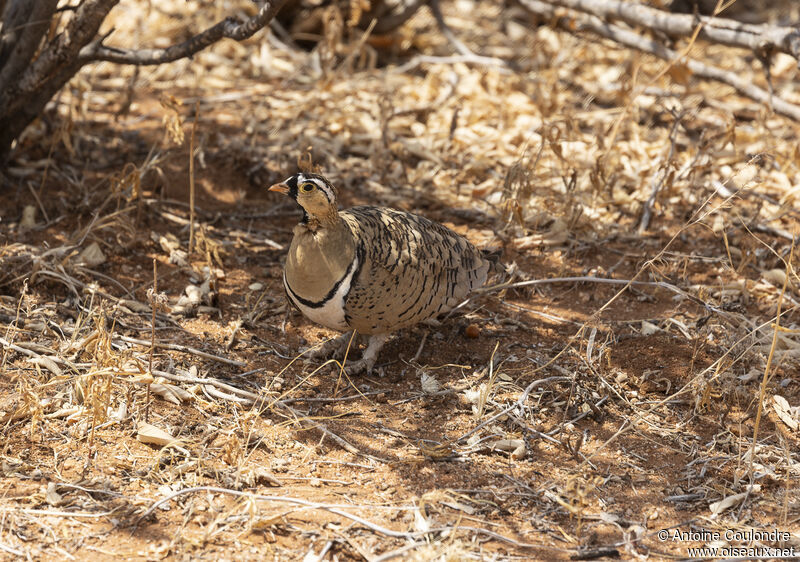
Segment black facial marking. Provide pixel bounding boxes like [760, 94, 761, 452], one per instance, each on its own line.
[286, 174, 300, 200]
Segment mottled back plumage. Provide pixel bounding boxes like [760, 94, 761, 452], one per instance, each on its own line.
[341, 206, 492, 334]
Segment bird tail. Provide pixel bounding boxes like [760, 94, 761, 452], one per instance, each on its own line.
[481, 248, 505, 275]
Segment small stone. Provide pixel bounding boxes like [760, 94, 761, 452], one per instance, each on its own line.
[20, 205, 38, 229]
[465, 323, 480, 339]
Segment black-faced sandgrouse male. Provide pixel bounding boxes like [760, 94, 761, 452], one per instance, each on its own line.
[269, 172, 499, 374]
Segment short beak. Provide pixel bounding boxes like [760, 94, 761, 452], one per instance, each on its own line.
[268, 182, 289, 194]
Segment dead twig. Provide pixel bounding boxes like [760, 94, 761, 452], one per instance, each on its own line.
[134, 486, 566, 553]
[579, 303, 800, 468]
[188, 104, 198, 255]
[638, 110, 683, 233]
[428, 0, 508, 70]
[79, 0, 291, 65]
[749, 239, 792, 481]
[540, 0, 800, 61]
[519, 0, 800, 121]
[478, 275, 733, 318]
[393, 54, 511, 74]
[135, 486, 414, 537]
[118, 335, 245, 367]
[145, 259, 157, 421]
[150, 368, 388, 463]
[455, 376, 570, 444]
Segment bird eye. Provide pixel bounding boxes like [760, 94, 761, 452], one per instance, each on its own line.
[300, 182, 315, 192]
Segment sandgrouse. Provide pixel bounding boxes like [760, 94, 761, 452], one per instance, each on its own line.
[269, 172, 498, 374]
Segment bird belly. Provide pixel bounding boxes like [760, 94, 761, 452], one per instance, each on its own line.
[283, 260, 357, 333]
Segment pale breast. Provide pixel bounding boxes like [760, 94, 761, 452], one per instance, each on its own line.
[283, 254, 358, 332]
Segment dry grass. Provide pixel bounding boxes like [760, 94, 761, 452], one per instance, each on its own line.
[1, 0, 800, 559]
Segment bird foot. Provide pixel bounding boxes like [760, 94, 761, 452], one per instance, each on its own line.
[302, 332, 357, 361]
[307, 333, 388, 376]
[337, 357, 375, 376]
[341, 333, 388, 376]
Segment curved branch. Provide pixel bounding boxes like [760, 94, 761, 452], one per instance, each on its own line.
[79, 0, 290, 65]
[541, 0, 800, 61]
[371, 0, 426, 34]
[519, 0, 800, 122]
[428, 0, 509, 70]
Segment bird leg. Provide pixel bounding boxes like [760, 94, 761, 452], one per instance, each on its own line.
[342, 333, 389, 375]
[303, 331, 357, 361]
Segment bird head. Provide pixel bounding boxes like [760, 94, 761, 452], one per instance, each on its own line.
[269, 172, 339, 226]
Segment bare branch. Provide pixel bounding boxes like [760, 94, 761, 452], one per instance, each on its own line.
[426, 0, 510, 70]
[0, 0, 59, 87]
[519, 0, 800, 122]
[0, 0, 290, 162]
[371, 0, 426, 34]
[0, 0, 119, 160]
[13, 0, 119, 98]
[542, 0, 800, 61]
[79, 0, 290, 65]
[429, 0, 473, 57]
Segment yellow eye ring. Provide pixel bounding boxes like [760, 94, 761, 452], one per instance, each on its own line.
[299, 182, 315, 192]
